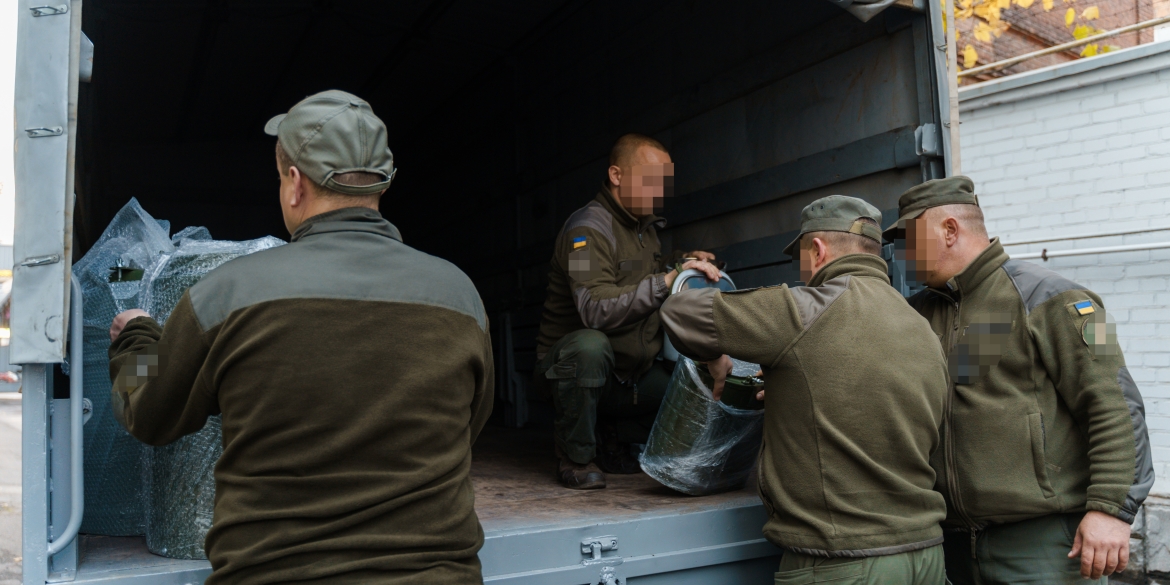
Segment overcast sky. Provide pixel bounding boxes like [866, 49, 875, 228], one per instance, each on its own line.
[1, 3, 16, 245]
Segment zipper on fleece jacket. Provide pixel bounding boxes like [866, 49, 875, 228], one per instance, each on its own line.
[930, 289, 981, 557]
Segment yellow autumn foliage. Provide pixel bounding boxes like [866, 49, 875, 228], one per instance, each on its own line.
[1017, 0, 1034, 7]
[1042, 0, 1053, 10]
[1082, 6, 1099, 19]
[1065, 7, 1075, 25]
[1081, 43, 1099, 56]
[963, 44, 979, 68]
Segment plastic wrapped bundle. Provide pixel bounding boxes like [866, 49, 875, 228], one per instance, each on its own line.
[139, 234, 284, 559]
[640, 357, 765, 496]
[71, 198, 175, 535]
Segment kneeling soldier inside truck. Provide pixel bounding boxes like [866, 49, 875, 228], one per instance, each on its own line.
[533, 133, 721, 489]
[107, 90, 494, 585]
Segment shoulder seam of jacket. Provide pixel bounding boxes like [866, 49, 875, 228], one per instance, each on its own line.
[1001, 259, 1088, 315]
[188, 241, 487, 331]
[788, 275, 852, 331]
[564, 200, 616, 252]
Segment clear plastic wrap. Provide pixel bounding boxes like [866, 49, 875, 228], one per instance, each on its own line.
[640, 357, 765, 496]
[138, 234, 284, 559]
[72, 197, 284, 554]
[72, 198, 175, 535]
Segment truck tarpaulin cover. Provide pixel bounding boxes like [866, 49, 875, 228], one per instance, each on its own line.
[72, 198, 283, 558]
[640, 357, 765, 496]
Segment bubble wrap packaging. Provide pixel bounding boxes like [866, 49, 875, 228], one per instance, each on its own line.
[73, 197, 284, 553]
[138, 234, 284, 559]
[73, 198, 175, 535]
[640, 357, 765, 496]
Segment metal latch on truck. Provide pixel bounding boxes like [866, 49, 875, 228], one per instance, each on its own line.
[581, 536, 623, 584]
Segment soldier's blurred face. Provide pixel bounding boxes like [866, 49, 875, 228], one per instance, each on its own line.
[617, 147, 674, 217]
[900, 216, 940, 285]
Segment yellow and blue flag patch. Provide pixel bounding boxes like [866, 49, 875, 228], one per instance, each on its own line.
[1074, 300, 1095, 316]
[572, 236, 587, 250]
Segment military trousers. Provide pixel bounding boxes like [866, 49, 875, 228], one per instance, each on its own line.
[533, 329, 668, 465]
[943, 513, 1106, 585]
[775, 545, 948, 585]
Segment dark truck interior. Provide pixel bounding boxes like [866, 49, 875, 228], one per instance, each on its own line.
[68, 0, 945, 567]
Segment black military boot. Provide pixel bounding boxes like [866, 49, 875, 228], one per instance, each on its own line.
[555, 444, 605, 490]
[594, 424, 643, 475]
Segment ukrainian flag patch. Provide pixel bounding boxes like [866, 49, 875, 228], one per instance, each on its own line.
[1074, 300, 1095, 316]
[572, 236, 587, 250]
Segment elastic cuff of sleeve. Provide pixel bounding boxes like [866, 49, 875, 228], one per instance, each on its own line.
[654, 273, 669, 299]
[125, 315, 162, 335]
[1084, 500, 1132, 524]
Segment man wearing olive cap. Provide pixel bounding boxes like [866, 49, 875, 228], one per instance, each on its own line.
[886, 176, 1153, 584]
[662, 195, 950, 583]
[106, 90, 493, 584]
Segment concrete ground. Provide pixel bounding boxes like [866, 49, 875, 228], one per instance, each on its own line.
[0, 394, 20, 585]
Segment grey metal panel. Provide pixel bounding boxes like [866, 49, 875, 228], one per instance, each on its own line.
[958, 41, 1170, 112]
[628, 556, 780, 585]
[72, 567, 211, 585]
[22, 365, 50, 585]
[481, 502, 782, 585]
[11, 0, 82, 364]
[926, 0, 958, 175]
[666, 126, 918, 228]
[48, 399, 78, 581]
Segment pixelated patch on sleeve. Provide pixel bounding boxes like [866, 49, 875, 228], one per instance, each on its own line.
[1080, 309, 1119, 357]
[113, 342, 169, 395]
[568, 247, 603, 281]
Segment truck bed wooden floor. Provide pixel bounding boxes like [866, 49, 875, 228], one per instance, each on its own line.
[472, 425, 763, 533]
[69, 424, 765, 583]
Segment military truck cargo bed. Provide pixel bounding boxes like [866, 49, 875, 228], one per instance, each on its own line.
[65, 426, 776, 585]
[16, 0, 956, 582]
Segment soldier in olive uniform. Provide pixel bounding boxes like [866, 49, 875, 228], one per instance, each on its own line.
[107, 91, 493, 584]
[534, 133, 720, 489]
[885, 176, 1154, 584]
[662, 196, 950, 584]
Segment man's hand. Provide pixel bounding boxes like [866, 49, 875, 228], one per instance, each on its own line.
[110, 309, 151, 342]
[665, 259, 722, 289]
[754, 370, 764, 402]
[706, 355, 733, 401]
[1069, 510, 1131, 579]
[686, 251, 716, 263]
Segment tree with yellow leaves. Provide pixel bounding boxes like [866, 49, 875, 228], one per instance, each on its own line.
[956, 0, 1118, 72]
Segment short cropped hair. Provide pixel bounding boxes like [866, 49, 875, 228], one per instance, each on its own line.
[926, 203, 988, 239]
[275, 141, 384, 197]
[802, 216, 883, 256]
[609, 133, 669, 168]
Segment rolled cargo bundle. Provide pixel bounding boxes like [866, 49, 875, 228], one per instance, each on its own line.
[138, 234, 284, 558]
[640, 357, 764, 495]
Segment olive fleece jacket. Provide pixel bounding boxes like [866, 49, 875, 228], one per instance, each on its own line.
[108, 207, 494, 585]
[536, 189, 669, 381]
[661, 254, 949, 557]
[908, 239, 1153, 527]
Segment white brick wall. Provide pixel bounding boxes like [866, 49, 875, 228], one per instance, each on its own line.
[960, 46, 1170, 495]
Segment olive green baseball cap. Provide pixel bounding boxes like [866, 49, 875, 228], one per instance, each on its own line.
[882, 176, 978, 241]
[265, 90, 396, 196]
[782, 195, 883, 257]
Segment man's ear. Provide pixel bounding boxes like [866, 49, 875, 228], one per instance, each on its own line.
[288, 165, 306, 207]
[812, 237, 830, 267]
[608, 165, 622, 188]
[942, 217, 960, 247]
